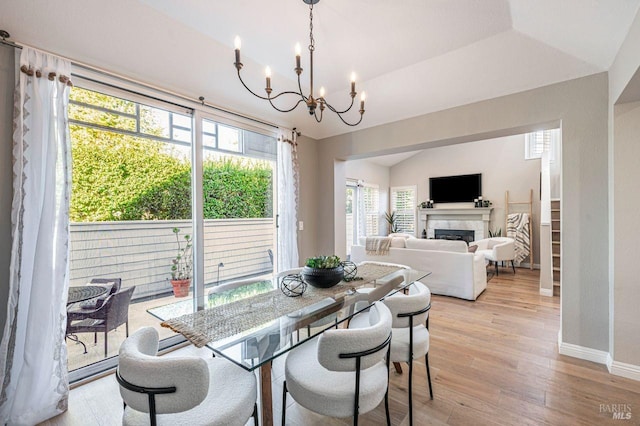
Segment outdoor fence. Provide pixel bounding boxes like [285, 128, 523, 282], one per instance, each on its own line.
[69, 219, 274, 300]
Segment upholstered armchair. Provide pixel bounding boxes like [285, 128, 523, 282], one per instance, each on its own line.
[282, 302, 393, 425]
[116, 327, 258, 426]
[350, 281, 432, 425]
[469, 237, 516, 275]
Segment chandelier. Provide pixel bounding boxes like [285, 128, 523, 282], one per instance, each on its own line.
[233, 0, 365, 126]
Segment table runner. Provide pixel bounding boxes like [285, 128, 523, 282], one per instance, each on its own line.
[160, 263, 403, 347]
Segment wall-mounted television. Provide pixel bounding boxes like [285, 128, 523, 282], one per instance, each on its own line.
[429, 173, 482, 203]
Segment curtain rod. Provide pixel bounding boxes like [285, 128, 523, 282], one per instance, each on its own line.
[0, 30, 279, 130]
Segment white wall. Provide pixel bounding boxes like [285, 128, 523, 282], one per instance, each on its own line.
[345, 159, 390, 236]
[389, 134, 541, 264]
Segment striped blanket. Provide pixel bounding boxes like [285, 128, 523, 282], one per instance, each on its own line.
[365, 237, 392, 255]
[507, 213, 530, 264]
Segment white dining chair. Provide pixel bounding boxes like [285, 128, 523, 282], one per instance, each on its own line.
[116, 327, 258, 426]
[349, 281, 432, 426]
[282, 302, 393, 426]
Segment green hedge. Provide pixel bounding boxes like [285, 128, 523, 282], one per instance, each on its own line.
[70, 127, 273, 222]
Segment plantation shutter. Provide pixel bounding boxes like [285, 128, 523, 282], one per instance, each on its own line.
[390, 186, 416, 235]
[363, 184, 379, 236]
[525, 130, 557, 160]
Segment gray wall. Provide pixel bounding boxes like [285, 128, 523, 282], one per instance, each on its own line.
[313, 72, 610, 353]
[389, 134, 541, 265]
[296, 135, 318, 262]
[0, 46, 14, 334]
[609, 8, 640, 369]
[612, 101, 640, 365]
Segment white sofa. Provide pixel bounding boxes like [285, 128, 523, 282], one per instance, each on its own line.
[351, 237, 487, 300]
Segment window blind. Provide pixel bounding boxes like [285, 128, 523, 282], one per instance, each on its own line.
[525, 129, 558, 160]
[390, 186, 416, 235]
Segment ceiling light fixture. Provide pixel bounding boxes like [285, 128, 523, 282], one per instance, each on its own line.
[233, 0, 365, 126]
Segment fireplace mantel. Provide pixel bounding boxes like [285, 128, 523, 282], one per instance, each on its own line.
[418, 207, 493, 240]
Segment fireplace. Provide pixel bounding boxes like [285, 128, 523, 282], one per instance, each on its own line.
[434, 229, 475, 243]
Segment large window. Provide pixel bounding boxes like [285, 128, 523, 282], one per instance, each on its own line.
[346, 181, 380, 256]
[390, 186, 417, 235]
[66, 81, 277, 382]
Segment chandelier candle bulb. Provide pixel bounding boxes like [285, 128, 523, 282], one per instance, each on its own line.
[360, 91, 366, 112]
[295, 43, 302, 71]
[319, 86, 325, 98]
[265, 66, 272, 93]
[234, 36, 242, 69]
[350, 72, 356, 97]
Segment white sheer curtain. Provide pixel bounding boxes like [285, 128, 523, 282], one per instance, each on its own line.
[0, 48, 72, 425]
[357, 181, 366, 239]
[276, 129, 300, 270]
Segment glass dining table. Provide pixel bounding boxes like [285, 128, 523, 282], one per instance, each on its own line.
[148, 264, 430, 426]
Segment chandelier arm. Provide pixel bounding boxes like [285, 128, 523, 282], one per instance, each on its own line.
[323, 97, 355, 115]
[336, 112, 364, 127]
[269, 90, 307, 101]
[328, 108, 364, 127]
[268, 97, 306, 113]
[238, 69, 305, 105]
[236, 70, 272, 101]
[313, 107, 323, 123]
[297, 73, 309, 102]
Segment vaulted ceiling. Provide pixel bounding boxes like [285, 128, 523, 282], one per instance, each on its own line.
[2, 0, 639, 139]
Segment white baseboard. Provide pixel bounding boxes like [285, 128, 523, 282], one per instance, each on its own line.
[558, 339, 610, 364]
[539, 288, 553, 297]
[557, 334, 640, 381]
[607, 354, 640, 381]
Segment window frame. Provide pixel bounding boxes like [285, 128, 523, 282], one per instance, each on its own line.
[525, 129, 558, 161]
[390, 185, 417, 236]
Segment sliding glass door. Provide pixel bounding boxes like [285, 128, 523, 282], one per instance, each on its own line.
[66, 81, 278, 382]
[199, 113, 277, 298]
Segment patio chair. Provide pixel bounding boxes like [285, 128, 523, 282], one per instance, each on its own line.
[67, 286, 135, 357]
[117, 327, 258, 426]
[67, 278, 122, 322]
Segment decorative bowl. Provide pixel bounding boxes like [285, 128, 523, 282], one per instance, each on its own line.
[301, 265, 344, 288]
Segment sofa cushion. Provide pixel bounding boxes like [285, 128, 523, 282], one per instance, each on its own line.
[390, 237, 407, 248]
[405, 239, 468, 253]
[388, 233, 415, 239]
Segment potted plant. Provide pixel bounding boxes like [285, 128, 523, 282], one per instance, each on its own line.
[170, 227, 192, 297]
[301, 255, 344, 288]
[384, 211, 399, 234]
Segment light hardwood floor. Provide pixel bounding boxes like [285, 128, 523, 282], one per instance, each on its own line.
[44, 268, 640, 425]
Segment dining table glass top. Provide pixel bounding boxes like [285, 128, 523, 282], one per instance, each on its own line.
[148, 264, 430, 372]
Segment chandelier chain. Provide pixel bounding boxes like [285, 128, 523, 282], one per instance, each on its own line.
[309, 3, 315, 52]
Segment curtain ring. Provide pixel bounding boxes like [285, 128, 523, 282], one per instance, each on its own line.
[35, 70, 42, 78]
[48, 72, 56, 81]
